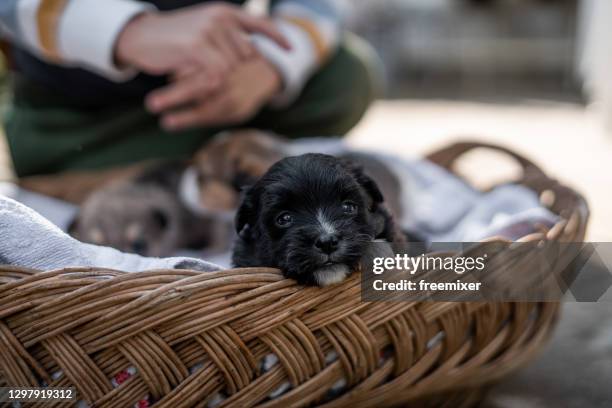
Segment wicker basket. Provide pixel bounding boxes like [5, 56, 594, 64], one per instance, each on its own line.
[0, 142, 589, 407]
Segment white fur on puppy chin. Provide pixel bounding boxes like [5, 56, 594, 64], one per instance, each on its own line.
[313, 264, 351, 286]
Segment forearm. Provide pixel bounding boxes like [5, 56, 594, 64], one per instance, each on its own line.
[253, 0, 344, 106]
[0, 0, 153, 80]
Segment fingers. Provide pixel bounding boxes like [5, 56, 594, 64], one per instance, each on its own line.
[161, 98, 231, 131]
[192, 29, 255, 75]
[210, 30, 240, 66]
[173, 64, 199, 81]
[226, 29, 255, 59]
[146, 73, 222, 113]
[188, 45, 229, 79]
[234, 13, 291, 50]
[207, 4, 289, 50]
[161, 107, 207, 131]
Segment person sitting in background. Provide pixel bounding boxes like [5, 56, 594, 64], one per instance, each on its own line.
[0, 0, 377, 177]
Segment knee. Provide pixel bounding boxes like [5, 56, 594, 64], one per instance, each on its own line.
[323, 34, 382, 135]
[256, 34, 382, 138]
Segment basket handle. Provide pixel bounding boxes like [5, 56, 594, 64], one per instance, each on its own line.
[426, 141, 548, 182]
[426, 141, 590, 239]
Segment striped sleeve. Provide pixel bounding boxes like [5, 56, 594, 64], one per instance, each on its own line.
[0, 0, 153, 81]
[252, 0, 345, 106]
[0, 0, 23, 41]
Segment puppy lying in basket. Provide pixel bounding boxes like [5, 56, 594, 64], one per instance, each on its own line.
[69, 161, 230, 257]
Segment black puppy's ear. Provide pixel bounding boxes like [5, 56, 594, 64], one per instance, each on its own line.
[232, 170, 258, 192]
[357, 170, 384, 206]
[341, 159, 384, 207]
[235, 186, 257, 240]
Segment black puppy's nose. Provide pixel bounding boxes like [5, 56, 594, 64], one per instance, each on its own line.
[315, 234, 339, 254]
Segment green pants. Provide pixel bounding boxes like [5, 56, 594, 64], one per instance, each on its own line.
[5, 35, 379, 177]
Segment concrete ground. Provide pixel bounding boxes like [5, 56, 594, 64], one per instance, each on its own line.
[347, 100, 612, 408]
[483, 303, 612, 408]
[1, 99, 611, 406]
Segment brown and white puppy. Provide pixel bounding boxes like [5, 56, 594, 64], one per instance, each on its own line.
[188, 130, 406, 222]
[189, 130, 288, 213]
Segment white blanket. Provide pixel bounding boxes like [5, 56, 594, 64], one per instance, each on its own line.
[0, 188, 220, 272]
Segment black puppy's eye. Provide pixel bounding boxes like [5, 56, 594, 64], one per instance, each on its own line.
[342, 201, 358, 215]
[275, 212, 293, 228]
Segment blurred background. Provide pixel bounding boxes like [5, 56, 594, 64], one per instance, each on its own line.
[0, 0, 611, 406]
[349, 0, 580, 102]
[339, 0, 612, 242]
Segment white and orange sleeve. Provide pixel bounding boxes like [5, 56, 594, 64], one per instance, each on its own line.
[252, 0, 345, 106]
[1, 0, 154, 80]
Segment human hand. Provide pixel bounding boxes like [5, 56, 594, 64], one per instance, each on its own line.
[147, 56, 282, 131]
[115, 3, 289, 78]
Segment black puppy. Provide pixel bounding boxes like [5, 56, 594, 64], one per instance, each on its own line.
[232, 153, 399, 286]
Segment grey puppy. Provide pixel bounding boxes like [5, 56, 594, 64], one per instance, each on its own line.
[70, 162, 229, 257]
